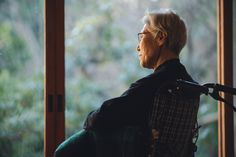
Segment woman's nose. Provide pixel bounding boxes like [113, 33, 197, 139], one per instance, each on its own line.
[136, 45, 140, 52]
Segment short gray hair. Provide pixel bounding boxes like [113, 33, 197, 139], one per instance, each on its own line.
[142, 9, 187, 55]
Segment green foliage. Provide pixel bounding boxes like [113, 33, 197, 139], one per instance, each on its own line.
[67, 14, 125, 67]
[0, 23, 30, 73]
[0, 70, 44, 157]
[0, 1, 44, 156]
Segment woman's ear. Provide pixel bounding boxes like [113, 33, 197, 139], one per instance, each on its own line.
[156, 31, 167, 46]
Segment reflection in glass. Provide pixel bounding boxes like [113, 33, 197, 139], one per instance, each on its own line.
[65, 0, 217, 156]
[0, 1, 44, 157]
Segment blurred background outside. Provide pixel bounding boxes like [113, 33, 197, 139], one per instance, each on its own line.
[0, 1, 44, 157]
[0, 0, 234, 157]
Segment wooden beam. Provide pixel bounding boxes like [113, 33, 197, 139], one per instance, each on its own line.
[44, 0, 65, 157]
[44, 0, 56, 156]
[54, 0, 65, 148]
[217, 0, 234, 157]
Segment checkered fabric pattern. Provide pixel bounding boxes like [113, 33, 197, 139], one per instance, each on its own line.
[149, 90, 200, 157]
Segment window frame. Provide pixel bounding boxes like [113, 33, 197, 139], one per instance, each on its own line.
[44, 0, 65, 157]
[217, 0, 234, 157]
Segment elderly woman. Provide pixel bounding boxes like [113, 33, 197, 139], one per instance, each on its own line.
[55, 9, 199, 157]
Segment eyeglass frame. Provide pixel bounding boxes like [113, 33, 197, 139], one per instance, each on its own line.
[137, 31, 159, 43]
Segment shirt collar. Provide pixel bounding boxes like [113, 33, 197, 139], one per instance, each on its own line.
[154, 58, 180, 73]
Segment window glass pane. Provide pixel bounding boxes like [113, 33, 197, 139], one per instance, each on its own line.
[65, 0, 217, 156]
[0, 1, 44, 157]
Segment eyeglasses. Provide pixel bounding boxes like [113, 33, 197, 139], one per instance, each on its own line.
[137, 31, 158, 43]
[137, 32, 149, 43]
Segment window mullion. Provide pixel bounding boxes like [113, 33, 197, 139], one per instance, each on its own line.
[217, 0, 234, 157]
[44, 0, 65, 157]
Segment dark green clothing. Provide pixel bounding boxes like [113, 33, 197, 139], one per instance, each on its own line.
[54, 130, 96, 157]
[54, 127, 149, 157]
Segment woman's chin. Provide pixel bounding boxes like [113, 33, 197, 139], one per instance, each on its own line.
[140, 61, 147, 68]
[140, 61, 153, 69]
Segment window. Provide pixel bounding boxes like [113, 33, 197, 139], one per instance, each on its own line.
[0, 1, 44, 156]
[64, 0, 218, 157]
[0, 0, 232, 157]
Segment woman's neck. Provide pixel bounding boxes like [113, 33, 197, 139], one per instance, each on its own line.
[153, 49, 178, 70]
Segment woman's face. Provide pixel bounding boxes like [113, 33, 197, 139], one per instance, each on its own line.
[136, 25, 160, 69]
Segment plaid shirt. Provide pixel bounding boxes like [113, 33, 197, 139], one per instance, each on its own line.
[149, 90, 200, 157]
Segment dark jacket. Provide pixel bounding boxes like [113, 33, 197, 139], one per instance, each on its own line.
[83, 59, 195, 131]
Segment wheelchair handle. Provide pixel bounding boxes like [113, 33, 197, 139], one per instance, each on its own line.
[176, 79, 236, 112]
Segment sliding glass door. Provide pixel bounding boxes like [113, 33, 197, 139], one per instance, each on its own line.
[1, 1, 234, 157]
[64, 0, 218, 156]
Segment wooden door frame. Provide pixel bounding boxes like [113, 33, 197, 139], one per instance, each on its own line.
[44, 0, 65, 157]
[217, 0, 234, 157]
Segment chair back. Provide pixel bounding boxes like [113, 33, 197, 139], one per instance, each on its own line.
[148, 87, 200, 157]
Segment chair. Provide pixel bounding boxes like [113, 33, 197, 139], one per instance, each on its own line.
[93, 80, 200, 157]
